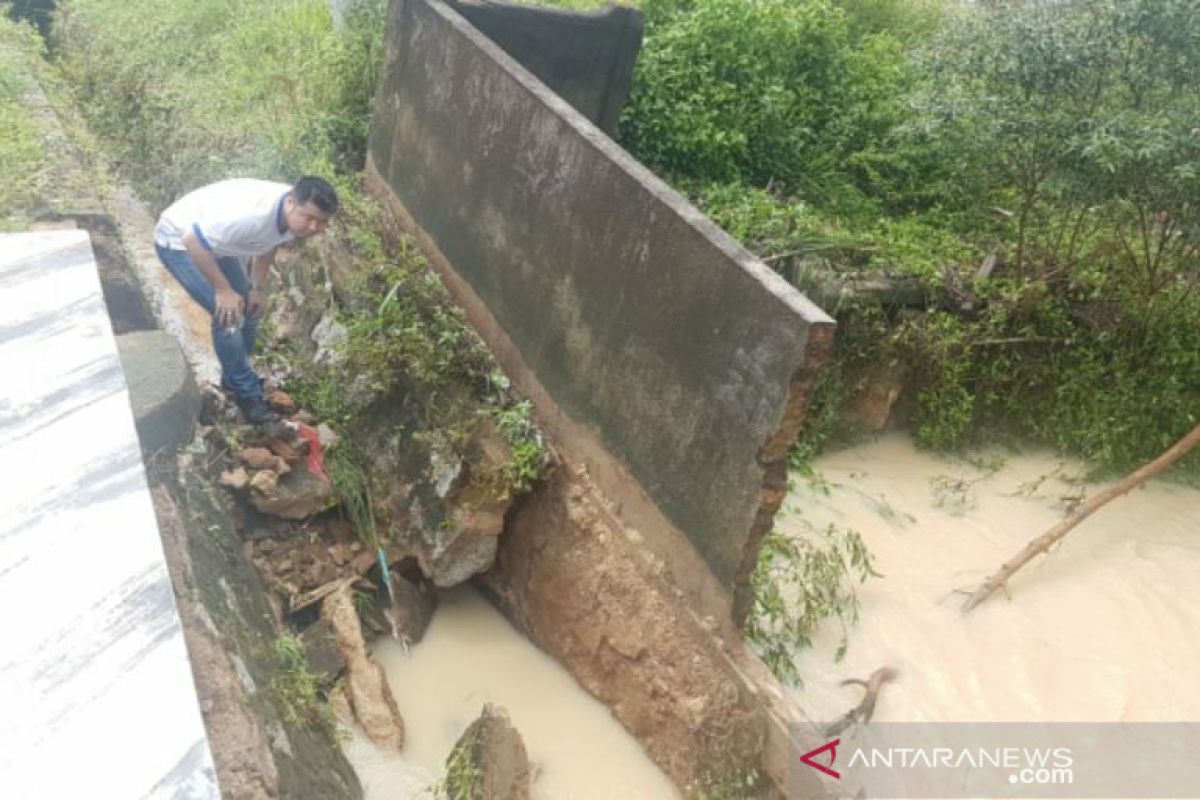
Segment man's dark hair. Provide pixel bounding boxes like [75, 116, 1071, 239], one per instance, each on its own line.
[293, 176, 339, 215]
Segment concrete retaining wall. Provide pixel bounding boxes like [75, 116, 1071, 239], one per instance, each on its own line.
[445, 0, 641, 136]
[368, 0, 834, 622]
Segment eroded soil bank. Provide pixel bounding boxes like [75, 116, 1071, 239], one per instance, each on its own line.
[783, 432, 1200, 726]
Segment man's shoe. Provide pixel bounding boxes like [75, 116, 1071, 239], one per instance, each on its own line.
[236, 394, 280, 425]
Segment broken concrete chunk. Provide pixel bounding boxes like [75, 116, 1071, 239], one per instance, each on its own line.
[265, 437, 302, 464]
[446, 704, 531, 800]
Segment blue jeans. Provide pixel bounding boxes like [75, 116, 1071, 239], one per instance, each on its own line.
[155, 244, 264, 400]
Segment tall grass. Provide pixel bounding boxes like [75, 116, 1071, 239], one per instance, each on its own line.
[0, 15, 49, 222]
[53, 0, 384, 206]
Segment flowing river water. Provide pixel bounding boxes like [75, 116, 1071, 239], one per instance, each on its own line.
[784, 432, 1200, 726]
[344, 432, 1200, 797]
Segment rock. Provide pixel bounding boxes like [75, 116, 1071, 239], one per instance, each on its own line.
[239, 447, 290, 474]
[351, 551, 376, 575]
[447, 704, 531, 800]
[250, 469, 279, 496]
[250, 467, 333, 520]
[219, 467, 250, 490]
[327, 519, 355, 542]
[265, 437, 302, 464]
[425, 528, 499, 588]
[389, 573, 436, 645]
[322, 585, 405, 751]
[299, 618, 345, 683]
[316, 423, 340, 450]
[267, 391, 297, 415]
[311, 310, 348, 368]
[198, 387, 226, 426]
[844, 360, 906, 431]
[328, 687, 354, 727]
[356, 571, 436, 644]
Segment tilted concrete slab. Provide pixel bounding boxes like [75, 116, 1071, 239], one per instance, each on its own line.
[0, 231, 219, 799]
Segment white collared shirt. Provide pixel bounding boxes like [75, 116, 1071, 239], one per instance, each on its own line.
[154, 178, 296, 258]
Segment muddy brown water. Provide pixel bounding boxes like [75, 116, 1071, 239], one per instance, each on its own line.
[343, 586, 681, 799]
[783, 432, 1200, 727]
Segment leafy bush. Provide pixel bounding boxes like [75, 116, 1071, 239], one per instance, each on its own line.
[623, 0, 928, 208]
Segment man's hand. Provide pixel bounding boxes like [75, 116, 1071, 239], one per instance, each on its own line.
[215, 287, 245, 328]
[246, 287, 269, 319]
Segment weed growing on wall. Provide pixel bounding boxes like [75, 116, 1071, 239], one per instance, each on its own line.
[269, 631, 339, 737]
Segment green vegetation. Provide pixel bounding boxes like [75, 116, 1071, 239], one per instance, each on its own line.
[619, 0, 1199, 480]
[53, 0, 384, 206]
[326, 439, 382, 550]
[286, 249, 546, 505]
[488, 400, 544, 496]
[691, 766, 766, 800]
[618, 0, 1200, 680]
[268, 631, 339, 736]
[745, 523, 879, 685]
[432, 723, 483, 800]
[0, 15, 48, 223]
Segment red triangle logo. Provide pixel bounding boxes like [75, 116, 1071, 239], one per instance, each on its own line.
[799, 738, 841, 780]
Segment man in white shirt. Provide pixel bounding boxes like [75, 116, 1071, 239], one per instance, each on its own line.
[154, 176, 338, 423]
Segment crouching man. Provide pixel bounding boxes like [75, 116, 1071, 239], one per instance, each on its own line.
[153, 176, 338, 423]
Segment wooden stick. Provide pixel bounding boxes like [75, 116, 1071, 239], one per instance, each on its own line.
[289, 575, 369, 614]
[963, 422, 1200, 612]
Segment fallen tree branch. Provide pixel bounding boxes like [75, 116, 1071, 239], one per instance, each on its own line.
[963, 421, 1200, 612]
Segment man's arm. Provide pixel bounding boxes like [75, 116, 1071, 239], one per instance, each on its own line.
[183, 230, 243, 327]
[247, 247, 277, 318]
